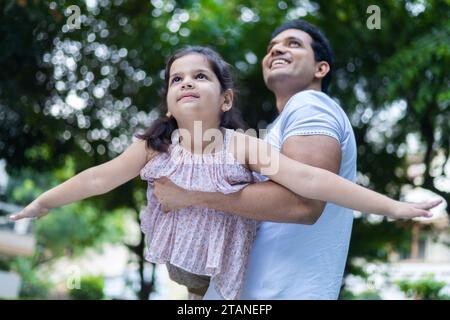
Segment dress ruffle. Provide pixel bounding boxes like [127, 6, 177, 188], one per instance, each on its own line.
[139, 128, 257, 300]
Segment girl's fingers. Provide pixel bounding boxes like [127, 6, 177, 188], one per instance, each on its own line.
[422, 199, 443, 209]
[422, 210, 433, 218]
[430, 199, 443, 208]
[9, 212, 25, 221]
[9, 210, 37, 221]
[414, 208, 432, 218]
[414, 199, 442, 210]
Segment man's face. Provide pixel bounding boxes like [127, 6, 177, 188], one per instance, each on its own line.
[262, 28, 318, 93]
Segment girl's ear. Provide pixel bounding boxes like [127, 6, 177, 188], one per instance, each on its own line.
[221, 89, 234, 112]
[166, 111, 172, 118]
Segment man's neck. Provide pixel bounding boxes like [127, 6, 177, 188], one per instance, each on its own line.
[275, 84, 322, 113]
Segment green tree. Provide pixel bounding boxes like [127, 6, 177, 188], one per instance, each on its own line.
[69, 275, 105, 300]
[397, 275, 450, 300]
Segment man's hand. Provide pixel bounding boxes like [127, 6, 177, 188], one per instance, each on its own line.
[153, 177, 196, 213]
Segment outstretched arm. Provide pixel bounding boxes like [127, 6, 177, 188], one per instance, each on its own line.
[10, 138, 154, 220]
[237, 132, 439, 219]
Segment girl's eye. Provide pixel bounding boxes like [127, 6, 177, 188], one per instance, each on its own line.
[171, 76, 182, 83]
[196, 73, 207, 80]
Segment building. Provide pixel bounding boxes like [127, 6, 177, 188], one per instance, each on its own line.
[346, 188, 450, 299]
[0, 201, 36, 298]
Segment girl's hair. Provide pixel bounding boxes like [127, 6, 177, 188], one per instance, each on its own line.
[135, 46, 248, 152]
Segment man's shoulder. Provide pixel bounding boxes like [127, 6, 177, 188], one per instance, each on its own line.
[284, 90, 345, 115]
[278, 90, 355, 147]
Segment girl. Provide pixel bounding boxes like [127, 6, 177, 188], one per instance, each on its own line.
[10, 46, 440, 300]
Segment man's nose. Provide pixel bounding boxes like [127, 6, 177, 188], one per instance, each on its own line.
[270, 43, 286, 56]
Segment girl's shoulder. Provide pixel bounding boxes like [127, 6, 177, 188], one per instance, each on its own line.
[227, 129, 251, 168]
[133, 137, 159, 163]
[146, 146, 158, 163]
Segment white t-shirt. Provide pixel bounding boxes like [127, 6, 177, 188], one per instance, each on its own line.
[204, 90, 357, 300]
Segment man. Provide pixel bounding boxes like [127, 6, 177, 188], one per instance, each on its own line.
[154, 20, 357, 299]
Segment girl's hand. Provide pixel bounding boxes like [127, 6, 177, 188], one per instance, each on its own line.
[9, 200, 50, 221]
[391, 199, 442, 219]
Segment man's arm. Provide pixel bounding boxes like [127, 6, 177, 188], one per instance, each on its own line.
[161, 135, 341, 224]
[194, 180, 320, 224]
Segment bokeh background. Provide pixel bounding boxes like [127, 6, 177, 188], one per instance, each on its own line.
[0, 0, 449, 300]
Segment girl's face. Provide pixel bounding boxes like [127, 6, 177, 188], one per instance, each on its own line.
[166, 53, 232, 127]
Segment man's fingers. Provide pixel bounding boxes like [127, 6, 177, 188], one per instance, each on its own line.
[157, 176, 170, 184]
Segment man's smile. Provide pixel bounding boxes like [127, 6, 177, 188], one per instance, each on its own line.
[269, 57, 292, 69]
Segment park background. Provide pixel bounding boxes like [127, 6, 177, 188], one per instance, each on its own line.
[0, 0, 449, 299]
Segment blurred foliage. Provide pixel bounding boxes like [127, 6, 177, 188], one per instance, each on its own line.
[346, 219, 413, 278]
[4, 160, 127, 258]
[1, 163, 127, 298]
[396, 274, 450, 299]
[10, 257, 51, 299]
[340, 288, 382, 300]
[0, 0, 449, 299]
[69, 275, 105, 300]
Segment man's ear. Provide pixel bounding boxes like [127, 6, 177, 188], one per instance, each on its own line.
[314, 61, 330, 81]
[221, 89, 234, 112]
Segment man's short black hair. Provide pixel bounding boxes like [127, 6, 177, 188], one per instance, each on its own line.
[271, 20, 335, 94]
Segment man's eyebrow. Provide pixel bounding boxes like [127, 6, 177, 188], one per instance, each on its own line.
[267, 36, 305, 50]
[286, 36, 304, 45]
[267, 39, 277, 50]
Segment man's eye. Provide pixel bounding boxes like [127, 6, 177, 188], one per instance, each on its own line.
[289, 40, 301, 47]
[196, 73, 207, 80]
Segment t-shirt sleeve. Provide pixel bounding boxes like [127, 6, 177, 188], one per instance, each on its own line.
[252, 171, 269, 182]
[280, 101, 343, 144]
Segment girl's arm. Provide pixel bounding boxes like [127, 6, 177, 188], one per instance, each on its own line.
[231, 131, 440, 219]
[9, 138, 155, 221]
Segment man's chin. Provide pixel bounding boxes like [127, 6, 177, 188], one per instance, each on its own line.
[265, 71, 293, 88]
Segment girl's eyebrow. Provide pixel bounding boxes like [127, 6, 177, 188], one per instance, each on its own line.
[170, 68, 212, 78]
[193, 68, 212, 75]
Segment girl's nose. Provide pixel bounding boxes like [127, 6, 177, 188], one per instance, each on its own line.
[181, 81, 194, 89]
